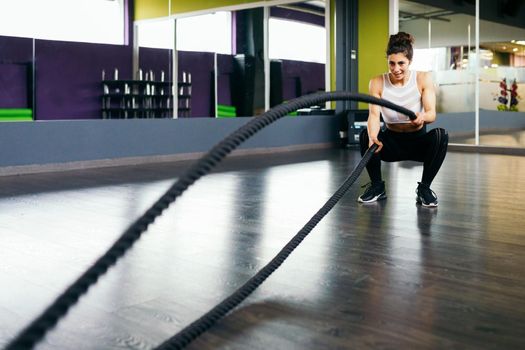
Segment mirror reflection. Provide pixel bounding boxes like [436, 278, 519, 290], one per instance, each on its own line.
[400, 0, 525, 148]
[0, 1, 330, 122]
[479, 0, 525, 148]
[136, 8, 265, 118]
[0, 0, 126, 121]
[399, 0, 476, 144]
[269, 0, 327, 114]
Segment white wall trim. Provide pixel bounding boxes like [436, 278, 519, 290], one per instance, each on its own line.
[475, 0, 480, 145]
[172, 17, 178, 119]
[264, 6, 270, 111]
[325, 0, 331, 101]
[389, 0, 399, 35]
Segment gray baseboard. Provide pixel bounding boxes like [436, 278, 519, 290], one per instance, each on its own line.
[0, 115, 341, 176]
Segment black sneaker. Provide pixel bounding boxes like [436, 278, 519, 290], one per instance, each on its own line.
[358, 181, 387, 203]
[416, 182, 438, 207]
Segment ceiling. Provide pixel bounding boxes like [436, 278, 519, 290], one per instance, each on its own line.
[399, 1, 455, 22]
[481, 41, 525, 57]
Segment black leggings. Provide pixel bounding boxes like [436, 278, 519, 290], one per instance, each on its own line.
[359, 126, 448, 186]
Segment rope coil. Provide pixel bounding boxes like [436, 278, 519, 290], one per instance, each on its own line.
[4, 92, 415, 350]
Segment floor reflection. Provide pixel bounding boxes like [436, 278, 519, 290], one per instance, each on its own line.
[2, 149, 525, 349]
[416, 204, 438, 236]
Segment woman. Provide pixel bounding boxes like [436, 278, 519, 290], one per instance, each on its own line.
[358, 32, 448, 207]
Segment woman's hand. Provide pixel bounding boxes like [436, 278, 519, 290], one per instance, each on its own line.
[411, 112, 426, 126]
[369, 137, 383, 153]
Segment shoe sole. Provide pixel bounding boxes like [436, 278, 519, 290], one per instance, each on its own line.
[416, 197, 438, 207]
[358, 193, 387, 203]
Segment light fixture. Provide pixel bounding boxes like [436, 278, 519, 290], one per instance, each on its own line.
[513, 47, 518, 52]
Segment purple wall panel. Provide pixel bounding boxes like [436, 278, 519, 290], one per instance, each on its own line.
[0, 35, 33, 62]
[0, 64, 28, 108]
[35, 39, 132, 120]
[282, 59, 325, 97]
[1, 35, 324, 119]
[217, 54, 234, 106]
[139, 49, 228, 117]
[178, 51, 214, 117]
[0, 36, 33, 109]
[138, 47, 172, 81]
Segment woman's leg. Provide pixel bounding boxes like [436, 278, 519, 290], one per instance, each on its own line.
[357, 128, 403, 203]
[409, 128, 449, 207]
[420, 128, 449, 186]
[359, 128, 382, 183]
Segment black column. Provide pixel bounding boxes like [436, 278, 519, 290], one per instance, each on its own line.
[336, 0, 359, 145]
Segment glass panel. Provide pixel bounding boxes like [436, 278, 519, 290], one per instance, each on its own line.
[177, 12, 231, 54]
[0, 0, 131, 121]
[229, 8, 266, 116]
[479, 0, 525, 148]
[399, 0, 476, 144]
[268, 1, 327, 114]
[0, 0, 124, 45]
[136, 6, 266, 119]
[0, 39, 34, 122]
[132, 17, 173, 119]
[176, 11, 233, 118]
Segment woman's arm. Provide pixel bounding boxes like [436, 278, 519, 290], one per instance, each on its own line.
[412, 71, 437, 126]
[367, 76, 384, 152]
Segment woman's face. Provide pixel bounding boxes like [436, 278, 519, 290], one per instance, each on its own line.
[387, 52, 411, 82]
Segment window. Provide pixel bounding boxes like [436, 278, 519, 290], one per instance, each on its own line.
[411, 48, 448, 72]
[137, 12, 232, 54]
[269, 18, 326, 63]
[0, 0, 124, 44]
[137, 19, 174, 50]
[177, 12, 232, 54]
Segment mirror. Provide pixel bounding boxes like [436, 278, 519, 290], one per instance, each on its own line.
[134, 13, 174, 119]
[223, 7, 266, 117]
[0, 1, 331, 121]
[399, 0, 476, 144]
[479, 0, 525, 148]
[400, 0, 525, 148]
[269, 0, 327, 114]
[1, 0, 127, 121]
[0, 36, 34, 122]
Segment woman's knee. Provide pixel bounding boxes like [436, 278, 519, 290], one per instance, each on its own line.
[430, 128, 448, 150]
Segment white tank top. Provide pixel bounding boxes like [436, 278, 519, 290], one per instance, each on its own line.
[381, 71, 423, 124]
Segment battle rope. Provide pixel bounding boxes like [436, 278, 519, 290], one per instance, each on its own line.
[154, 143, 379, 350]
[5, 92, 415, 350]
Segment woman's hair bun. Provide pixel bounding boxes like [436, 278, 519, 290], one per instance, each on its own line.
[389, 32, 414, 46]
[386, 32, 414, 60]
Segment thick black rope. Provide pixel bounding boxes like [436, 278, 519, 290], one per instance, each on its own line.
[4, 92, 415, 350]
[154, 143, 379, 350]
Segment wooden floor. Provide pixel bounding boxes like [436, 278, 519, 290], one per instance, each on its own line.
[1, 148, 524, 350]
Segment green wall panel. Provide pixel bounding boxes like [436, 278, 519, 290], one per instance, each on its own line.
[358, 0, 389, 108]
[136, 0, 276, 20]
[135, 0, 170, 20]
